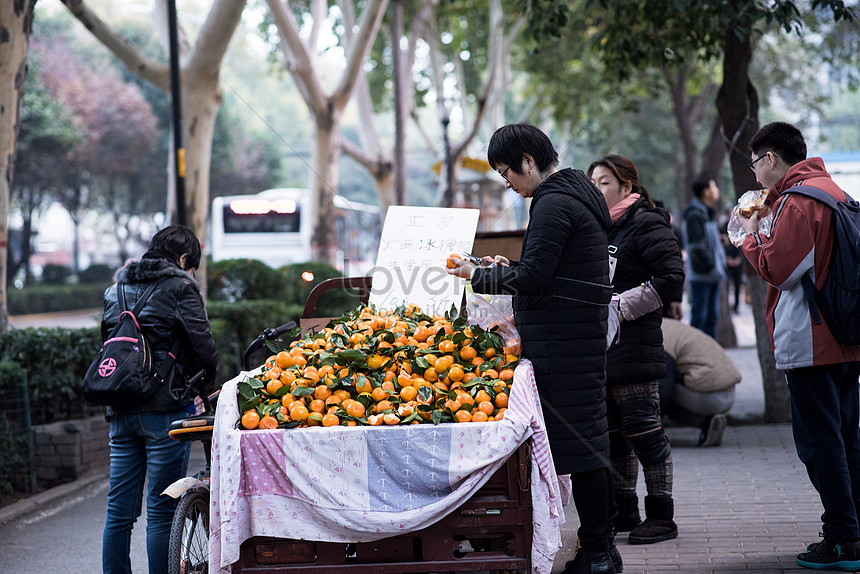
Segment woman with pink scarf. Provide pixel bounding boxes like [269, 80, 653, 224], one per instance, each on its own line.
[588, 155, 685, 546]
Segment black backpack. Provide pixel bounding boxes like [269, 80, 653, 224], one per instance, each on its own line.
[82, 280, 179, 407]
[786, 184, 860, 345]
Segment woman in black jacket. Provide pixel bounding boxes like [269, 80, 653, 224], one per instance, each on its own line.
[100, 225, 218, 574]
[448, 124, 617, 574]
[588, 155, 685, 545]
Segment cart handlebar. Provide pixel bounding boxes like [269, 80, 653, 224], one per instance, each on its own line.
[242, 321, 298, 371]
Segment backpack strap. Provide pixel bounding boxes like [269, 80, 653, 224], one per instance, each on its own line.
[118, 280, 163, 316]
[118, 278, 180, 381]
[784, 184, 844, 327]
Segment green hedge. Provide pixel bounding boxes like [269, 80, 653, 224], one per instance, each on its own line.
[8, 283, 107, 315]
[0, 361, 30, 498]
[2, 259, 369, 420]
[0, 327, 102, 425]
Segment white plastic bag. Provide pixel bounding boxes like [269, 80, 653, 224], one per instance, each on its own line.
[464, 293, 521, 353]
[727, 189, 773, 247]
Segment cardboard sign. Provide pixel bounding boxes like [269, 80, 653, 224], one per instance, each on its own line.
[369, 206, 480, 315]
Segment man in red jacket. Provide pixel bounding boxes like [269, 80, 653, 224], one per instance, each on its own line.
[739, 122, 860, 572]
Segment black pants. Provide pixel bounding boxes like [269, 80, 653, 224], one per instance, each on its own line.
[787, 362, 860, 540]
[570, 466, 614, 551]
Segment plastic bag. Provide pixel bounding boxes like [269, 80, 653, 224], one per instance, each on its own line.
[464, 293, 521, 353]
[727, 189, 773, 246]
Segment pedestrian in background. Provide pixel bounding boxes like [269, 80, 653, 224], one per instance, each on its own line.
[739, 121, 860, 572]
[588, 155, 685, 545]
[100, 225, 219, 574]
[448, 123, 618, 574]
[683, 176, 726, 337]
[659, 316, 740, 447]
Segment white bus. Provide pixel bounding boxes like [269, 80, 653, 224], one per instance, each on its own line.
[209, 188, 381, 274]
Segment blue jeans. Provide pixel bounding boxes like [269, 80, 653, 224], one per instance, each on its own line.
[787, 362, 860, 541]
[103, 411, 191, 574]
[689, 281, 720, 338]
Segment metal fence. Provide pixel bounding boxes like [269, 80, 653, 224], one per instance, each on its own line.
[0, 366, 36, 503]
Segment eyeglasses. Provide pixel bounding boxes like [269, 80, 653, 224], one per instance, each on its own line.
[748, 152, 776, 174]
[498, 166, 511, 183]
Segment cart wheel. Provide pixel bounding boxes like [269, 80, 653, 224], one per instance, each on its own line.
[167, 488, 210, 574]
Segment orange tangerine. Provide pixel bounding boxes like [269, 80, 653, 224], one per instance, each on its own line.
[454, 410, 472, 423]
[276, 351, 292, 369]
[438, 339, 456, 354]
[241, 410, 260, 430]
[345, 401, 366, 418]
[494, 408, 507, 421]
[322, 413, 340, 427]
[459, 346, 477, 360]
[383, 412, 401, 425]
[266, 379, 283, 395]
[400, 385, 418, 402]
[499, 369, 515, 381]
[258, 414, 278, 429]
[471, 410, 489, 422]
[494, 392, 509, 408]
[308, 399, 326, 413]
[484, 347, 497, 359]
[477, 400, 495, 415]
[371, 386, 389, 402]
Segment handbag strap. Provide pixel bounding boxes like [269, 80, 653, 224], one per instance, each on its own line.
[608, 224, 632, 256]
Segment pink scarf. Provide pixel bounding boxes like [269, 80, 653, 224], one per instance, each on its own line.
[609, 193, 640, 223]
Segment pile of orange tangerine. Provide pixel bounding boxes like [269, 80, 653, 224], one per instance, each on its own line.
[237, 304, 520, 430]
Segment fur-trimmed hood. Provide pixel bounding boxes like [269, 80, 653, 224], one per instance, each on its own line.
[115, 257, 201, 295]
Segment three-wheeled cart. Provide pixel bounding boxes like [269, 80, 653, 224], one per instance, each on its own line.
[214, 276, 544, 574]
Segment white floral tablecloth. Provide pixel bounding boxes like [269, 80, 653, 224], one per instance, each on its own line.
[209, 359, 564, 573]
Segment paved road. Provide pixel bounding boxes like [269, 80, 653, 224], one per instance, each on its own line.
[0, 442, 207, 574]
[8, 307, 102, 329]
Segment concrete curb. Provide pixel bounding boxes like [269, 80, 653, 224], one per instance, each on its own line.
[0, 469, 109, 526]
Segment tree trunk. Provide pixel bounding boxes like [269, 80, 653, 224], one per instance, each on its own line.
[311, 118, 341, 264]
[0, 0, 36, 331]
[181, 73, 221, 295]
[715, 14, 789, 423]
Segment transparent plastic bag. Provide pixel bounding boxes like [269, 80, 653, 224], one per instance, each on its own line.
[727, 189, 773, 247]
[464, 293, 521, 353]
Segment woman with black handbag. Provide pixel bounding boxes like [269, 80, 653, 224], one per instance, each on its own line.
[588, 155, 685, 546]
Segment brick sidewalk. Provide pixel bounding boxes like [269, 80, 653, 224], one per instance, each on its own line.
[555, 424, 825, 573]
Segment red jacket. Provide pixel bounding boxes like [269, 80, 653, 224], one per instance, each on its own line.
[742, 157, 860, 369]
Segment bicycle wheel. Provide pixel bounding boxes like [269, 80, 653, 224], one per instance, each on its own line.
[167, 488, 209, 574]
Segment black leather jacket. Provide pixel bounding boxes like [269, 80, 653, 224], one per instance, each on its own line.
[101, 257, 218, 414]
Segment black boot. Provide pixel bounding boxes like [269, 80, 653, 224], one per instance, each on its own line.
[612, 490, 641, 532]
[608, 529, 624, 573]
[563, 548, 616, 574]
[628, 495, 678, 544]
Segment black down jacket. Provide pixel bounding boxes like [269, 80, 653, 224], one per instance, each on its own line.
[607, 195, 684, 386]
[471, 168, 613, 474]
[101, 257, 219, 414]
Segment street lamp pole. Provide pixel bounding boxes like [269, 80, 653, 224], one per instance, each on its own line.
[167, 0, 186, 226]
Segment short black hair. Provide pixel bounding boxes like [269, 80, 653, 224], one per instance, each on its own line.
[691, 176, 713, 199]
[487, 123, 558, 176]
[150, 225, 202, 270]
[749, 122, 807, 166]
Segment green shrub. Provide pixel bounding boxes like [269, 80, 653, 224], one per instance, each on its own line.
[207, 259, 286, 302]
[282, 261, 362, 315]
[79, 264, 117, 284]
[0, 327, 102, 425]
[207, 300, 304, 380]
[0, 361, 30, 498]
[41, 263, 72, 284]
[7, 284, 106, 315]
